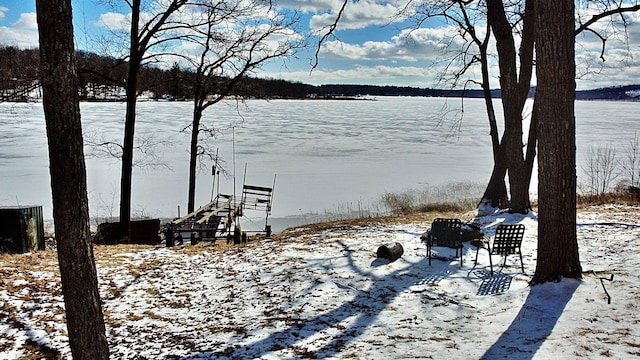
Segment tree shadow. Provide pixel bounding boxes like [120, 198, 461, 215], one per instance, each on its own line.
[173, 214, 540, 359]
[3, 318, 62, 359]
[175, 243, 463, 359]
[480, 279, 580, 359]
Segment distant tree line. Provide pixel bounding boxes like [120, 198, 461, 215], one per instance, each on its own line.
[2, 45, 640, 102]
[0, 46, 315, 101]
[0, 46, 41, 101]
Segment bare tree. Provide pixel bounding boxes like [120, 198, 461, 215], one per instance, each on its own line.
[581, 145, 620, 196]
[94, 0, 196, 239]
[182, 0, 302, 213]
[122, 0, 194, 239]
[84, 131, 171, 170]
[622, 135, 640, 188]
[390, 1, 537, 213]
[532, 0, 582, 283]
[396, 0, 640, 214]
[35, 0, 109, 357]
[485, 0, 536, 213]
[409, 2, 511, 210]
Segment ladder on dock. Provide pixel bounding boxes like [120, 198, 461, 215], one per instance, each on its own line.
[170, 194, 238, 243]
[168, 173, 276, 245]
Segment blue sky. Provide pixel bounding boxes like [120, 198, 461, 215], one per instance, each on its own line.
[1, 0, 639, 89]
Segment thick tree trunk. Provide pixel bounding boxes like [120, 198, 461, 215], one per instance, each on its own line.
[35, 0, 109, 357]
[507, 153, 531, 213]
[485, 0, 536, 214]
[503, 99, 530, 213]
[532, 0, 582, 284]
[480, 144, 509, 210]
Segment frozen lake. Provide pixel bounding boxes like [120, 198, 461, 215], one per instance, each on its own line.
[1, 97, 638, 231]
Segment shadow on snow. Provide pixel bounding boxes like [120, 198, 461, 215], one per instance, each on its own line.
[480, 279, 580, 359]
[174, 211, 574, 360]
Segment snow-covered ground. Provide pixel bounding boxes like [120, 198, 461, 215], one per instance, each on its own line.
[1, 205, 640, 359]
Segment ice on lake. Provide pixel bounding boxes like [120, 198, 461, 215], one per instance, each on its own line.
[1, 97, 638, 232]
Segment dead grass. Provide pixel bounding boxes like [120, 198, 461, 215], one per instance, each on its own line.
[273, 211, 464, 242]
[577, 187, 640, 207]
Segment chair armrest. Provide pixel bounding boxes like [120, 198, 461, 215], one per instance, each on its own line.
[471, 236, 491, 250]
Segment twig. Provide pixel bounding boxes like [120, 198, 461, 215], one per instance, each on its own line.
[591, 270, 614, 304]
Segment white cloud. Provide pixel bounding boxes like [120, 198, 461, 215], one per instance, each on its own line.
[96, 12, 130, 32]
[13, 12, 37, 29]
[322, 40, 396, 60]
[0, 6, 8, 21]
[308, 0, 405, 32]
[0, 12, 38, 48]
[319, 26, 456, 62]
[261, 63, 440, 87]
[274, 0, 341, 13]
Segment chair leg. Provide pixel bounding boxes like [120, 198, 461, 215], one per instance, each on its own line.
[519, 252, 525, 273]
[476, 242, 494, 275]
[488, 253, 494, 275]
[427, 245, 432, 266]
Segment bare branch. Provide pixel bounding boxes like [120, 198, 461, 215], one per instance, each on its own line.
[311, 0, 349, 71]
[575, 1, 640, 62]
[575, 3, 640, 36]
[84, 132, 172, 170]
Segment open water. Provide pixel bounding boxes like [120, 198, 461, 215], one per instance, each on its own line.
[1, 97, 638, 232]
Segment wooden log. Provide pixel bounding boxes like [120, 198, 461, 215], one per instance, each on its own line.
[376, 242, 404, 262]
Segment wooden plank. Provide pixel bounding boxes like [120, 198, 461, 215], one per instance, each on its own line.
[172, 198, 220, 225]
[196, 197, 235, 224]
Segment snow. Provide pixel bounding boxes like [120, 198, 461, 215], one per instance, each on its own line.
[1, 205, 640, 359]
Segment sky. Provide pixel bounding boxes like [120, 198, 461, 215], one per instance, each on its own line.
[1, 0, 640, 89]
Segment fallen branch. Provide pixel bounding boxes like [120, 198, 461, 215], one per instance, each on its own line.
[586, 270, 614, 304]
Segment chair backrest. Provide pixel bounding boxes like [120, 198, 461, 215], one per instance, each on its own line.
[430, 218, 462, 247]
[491, 224, 525, 255]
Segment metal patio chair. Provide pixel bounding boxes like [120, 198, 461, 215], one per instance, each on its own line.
[475, 223, 526, 274]
[423, 218, 464, 266]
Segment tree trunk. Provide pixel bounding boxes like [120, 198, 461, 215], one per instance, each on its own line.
[479, 144, 509, 210]
[507, 149, 531, 213]
[188, 105, 203, 214]
[35, 0, 109, 357]
[532, 0, 582, 284]
[485, 0, 535, 214]
[120, 81, 137, 241]
[478, 42, 509, 211]
[119, 0, 142, 241]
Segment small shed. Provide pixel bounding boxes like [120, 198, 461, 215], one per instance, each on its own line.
[0, 206, 45, 253]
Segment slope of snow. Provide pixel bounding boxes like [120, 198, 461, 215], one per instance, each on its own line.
[1, 205, 639, 359]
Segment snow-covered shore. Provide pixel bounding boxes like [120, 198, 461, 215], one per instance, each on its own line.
[1, 205, 639, 359]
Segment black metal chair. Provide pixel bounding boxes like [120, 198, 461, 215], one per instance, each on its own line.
[422, 218, 464, 265]
[475, 223, 526, 274]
